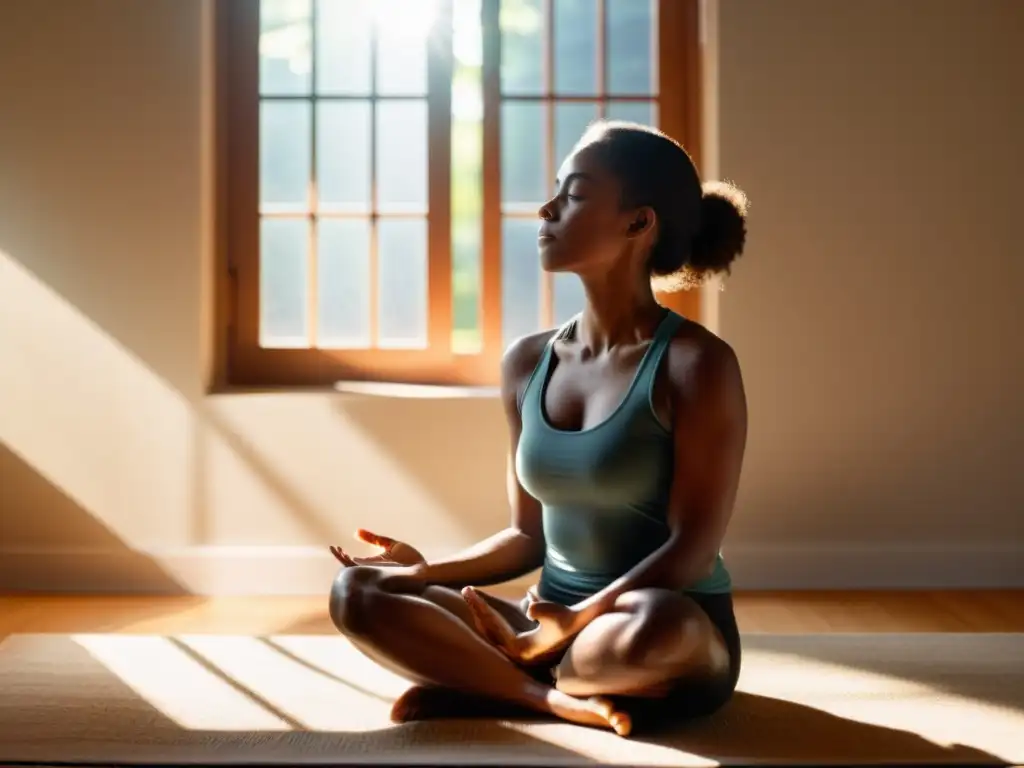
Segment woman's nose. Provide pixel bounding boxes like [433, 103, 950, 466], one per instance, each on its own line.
[538, 198, 557, 220]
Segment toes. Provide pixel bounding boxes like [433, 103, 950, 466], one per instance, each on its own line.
[590, 697, 632, 737]
[590, 696, 615, 718]
[390, 686, 426, 723]
[610, 711, 632, 737]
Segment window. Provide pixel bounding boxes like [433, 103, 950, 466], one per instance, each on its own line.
[216, 0, 702, 388]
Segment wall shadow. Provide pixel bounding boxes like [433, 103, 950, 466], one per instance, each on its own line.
[0, 442, 185, 595]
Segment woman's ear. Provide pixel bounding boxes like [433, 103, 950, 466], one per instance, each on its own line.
[626, 206, 657, 239]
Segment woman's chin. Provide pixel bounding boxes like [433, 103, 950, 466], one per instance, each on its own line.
[540, 251, 573, 273]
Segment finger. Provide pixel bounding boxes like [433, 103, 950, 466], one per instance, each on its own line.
[338, 551, 359, 567]
[465, 600, 501, 646]
[460, 588, 495, 640]
[462, 588, 516, 653]
[526, 586, 540, 602]
[330, 547, 359, 567]
[356, 529, 396, 550]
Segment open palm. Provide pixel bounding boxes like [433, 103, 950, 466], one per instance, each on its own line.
[462, 586, 584, 665]
[330, 529, 425, 568]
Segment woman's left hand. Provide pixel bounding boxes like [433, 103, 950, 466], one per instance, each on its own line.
[462, 586, 589, 665]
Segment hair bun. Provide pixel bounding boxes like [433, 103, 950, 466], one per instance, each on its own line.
[688, 180, 749, 278]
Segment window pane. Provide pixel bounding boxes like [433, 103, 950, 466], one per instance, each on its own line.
[260, 0, 312, 95]
[502, 218, 542, 348]
[378, 219, 428, 347]
[607, 0, 655, 95]
[260, 218, 308, 346]
[317, 218, 371, 347]
[500, 0, 543, 96]
[315, 0, 371, 95]
[260, 101, 311, 210]
[375, 0, 433, 95]
[553, 273, 586, 326]
[554, 0, 597, 96]
[376, 101, 428, 212]
[452, 0, 483, 354]
[317, 101, 371, 212]
[555, 102, 598, 170]
[501, 101, 545, 205]
[606, 100, 657, 128]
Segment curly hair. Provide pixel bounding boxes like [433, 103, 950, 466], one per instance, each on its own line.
[580, 120, 750, 290]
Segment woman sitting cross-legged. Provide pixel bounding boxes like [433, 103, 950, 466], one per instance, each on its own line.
[328, 119, 750, 737]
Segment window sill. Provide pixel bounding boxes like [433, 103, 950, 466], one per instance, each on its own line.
[332, 380, 501, 399]
[206, 381, 501, 399]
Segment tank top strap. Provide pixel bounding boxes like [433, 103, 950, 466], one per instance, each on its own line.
[630, 308, 685, 397]
[517, 315, 580, 414]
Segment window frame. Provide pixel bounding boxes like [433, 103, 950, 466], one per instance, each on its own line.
[214, 0, 703, 389]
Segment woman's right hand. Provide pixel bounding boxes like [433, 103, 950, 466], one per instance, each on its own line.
[330, 529, 426, 568]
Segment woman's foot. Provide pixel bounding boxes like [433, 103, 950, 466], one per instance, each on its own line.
[390, 685, 528, 722]
[546, 690, 632, 736]
[390, 685, 451, 722]
[391, 685, 631, 736]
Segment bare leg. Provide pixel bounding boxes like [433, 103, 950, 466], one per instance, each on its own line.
[329, 566, 631, 734]
[552, 589, 732, 699]
[387, 586, 540, 721]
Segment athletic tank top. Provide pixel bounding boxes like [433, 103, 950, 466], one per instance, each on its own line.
[516, 309, 732, 605]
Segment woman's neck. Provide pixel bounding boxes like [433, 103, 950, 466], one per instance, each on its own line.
[575, 264, 664, 352]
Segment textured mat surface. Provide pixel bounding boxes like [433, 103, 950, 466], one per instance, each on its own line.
[0, 632, 1021, 765]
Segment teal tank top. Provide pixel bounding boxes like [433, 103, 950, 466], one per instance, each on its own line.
[516, 309, 732, 605]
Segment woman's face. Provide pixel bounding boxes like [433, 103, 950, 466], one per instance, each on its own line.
[537, 144, 643, 274]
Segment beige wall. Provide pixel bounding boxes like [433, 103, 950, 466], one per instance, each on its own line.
[712, 0, 1022, 584]
[0, 0, 1020, 594]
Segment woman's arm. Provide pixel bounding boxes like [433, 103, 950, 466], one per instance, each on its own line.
[571, 333, 748, 622]
[411, 332, 553, 589]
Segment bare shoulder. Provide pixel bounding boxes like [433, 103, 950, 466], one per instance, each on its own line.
[500, 328, 561, 418]
[664, 317, 744, 405]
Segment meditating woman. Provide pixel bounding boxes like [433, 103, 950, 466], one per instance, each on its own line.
[328, 120, 750, 737]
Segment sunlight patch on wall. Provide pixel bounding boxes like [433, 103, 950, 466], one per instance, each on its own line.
[0, 250, 193, 548]
[206, 394, 487, 557]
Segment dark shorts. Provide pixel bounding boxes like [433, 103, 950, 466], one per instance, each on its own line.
[527, 590, 742, 732]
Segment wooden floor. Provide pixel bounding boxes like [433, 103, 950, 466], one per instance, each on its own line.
[0, 591, 1021, 637]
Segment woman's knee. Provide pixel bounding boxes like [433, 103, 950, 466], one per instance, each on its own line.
[615, 592, 723, 672]
[328, 566, 383, 636]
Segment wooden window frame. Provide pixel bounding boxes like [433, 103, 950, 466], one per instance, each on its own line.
[214, 0, 702, 390]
